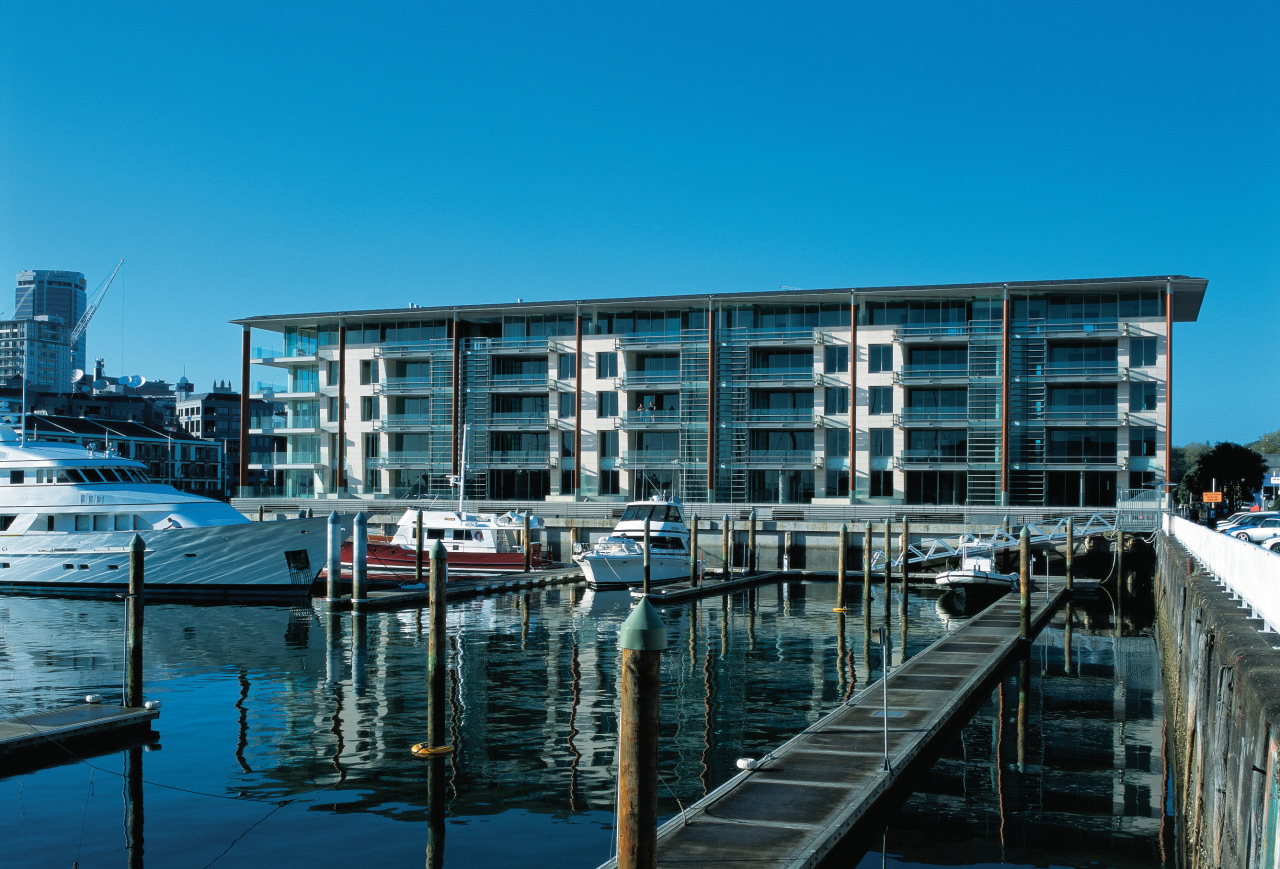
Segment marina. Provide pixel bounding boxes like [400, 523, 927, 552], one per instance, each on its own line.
[0, 554, 1171, 868]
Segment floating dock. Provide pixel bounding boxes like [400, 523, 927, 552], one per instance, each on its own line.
[599, 580, 1068, 869]
[314, 567, 584, 611]
[0, 703, 159, 772]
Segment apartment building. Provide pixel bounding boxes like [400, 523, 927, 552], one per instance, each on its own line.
[233, 275, 1205, 507]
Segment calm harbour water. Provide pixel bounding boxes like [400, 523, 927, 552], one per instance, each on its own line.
[0, 573, 1167, 868]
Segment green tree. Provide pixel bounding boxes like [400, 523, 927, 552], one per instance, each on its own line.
[1169, 441, 1211, 488]
[1248, 429, 1280, 454]
[1177, 442, 1267, 514]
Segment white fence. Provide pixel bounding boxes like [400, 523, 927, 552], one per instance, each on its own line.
[1166, 514, 1280, 637]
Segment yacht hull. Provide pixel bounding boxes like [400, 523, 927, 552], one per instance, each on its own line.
[0, 518, 329, 600]
[339, 541, 543, 578]
[578, 553, 687, 590]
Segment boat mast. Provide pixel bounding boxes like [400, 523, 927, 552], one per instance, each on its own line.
[457, 423, 469, 512]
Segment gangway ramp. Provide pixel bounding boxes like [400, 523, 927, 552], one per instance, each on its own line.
[596, 581, 1069, 869]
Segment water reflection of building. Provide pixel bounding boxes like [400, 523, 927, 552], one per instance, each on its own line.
[885, 607, 1168, 864]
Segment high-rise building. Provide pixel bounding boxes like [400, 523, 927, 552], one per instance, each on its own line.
[233, 275, 1206, 508]
[15, 270, 87, 374]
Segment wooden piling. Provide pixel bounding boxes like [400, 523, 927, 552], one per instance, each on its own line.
[523, 512, 532, 573]
[722, 515, 730, 578]
[834, 524, 847, 612]
[863, 522, 872, 608]
[414, 510, 424, 585]
[352, 512, 368, 603]
[747, 509, 757, 576]
[125, 534, 145, 708]
[783, 530, 792, 573]
[643, 518, 652, 596]
[326, 510, 341, 600]
[428, 540, 448, 750]
[689, 514, 699, 587]
[256, 504, 263, 522]
[900, 517, 911, 612]
[883, 521, 892, 597]
[1019, 526, 1030, 640]
[617, 598, 666, 869]
[1065, 516, 1074, 591]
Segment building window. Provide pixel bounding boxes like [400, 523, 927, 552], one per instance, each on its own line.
[1048, 429, 1116, 461]
[561, 470, 576, 493]
[870, 469, 893, 497]
[1130, 382, 1156, 412]
[597, 390, 618, 418]
[597, 351, 618, 379]
[599, 469, 620, 495]
[359, 360, 379, 385]
[559, 353, 577, 379]
[869, 386, 893, 415]
[559, 392, 576, 418]
[869, 344, 893, 373]
[1131, 470, 1157, 490]
[826, 428, 849, 459]
[361, 396, 379, 421]
[1131, 337, 1157, 367]
[1130, 426, 1157, 457]
[824, 345, 848, 373]
[825, 469, 849, 497]
[870, 429, 893, 457]
[599, 430, 619, 458]
[825, 387, 848, 415]
[561, 431, 575, 458]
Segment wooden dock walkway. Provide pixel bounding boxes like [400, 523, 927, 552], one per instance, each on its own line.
[600, 580, 1069, 869]
[634, 570, 787, 605]
[0, 703, 159, 771]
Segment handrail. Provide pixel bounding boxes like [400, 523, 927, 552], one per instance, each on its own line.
[1166, 514, 1280, 635]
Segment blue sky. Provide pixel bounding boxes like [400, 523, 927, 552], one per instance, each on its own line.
[1, 1, 1276, 444]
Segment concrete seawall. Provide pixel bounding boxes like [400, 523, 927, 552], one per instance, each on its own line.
[1156, 532, 1280, 869]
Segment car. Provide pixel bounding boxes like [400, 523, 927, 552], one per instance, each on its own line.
[1218, 511, 1278, 533]
[1263, 536, 1280, 552]
[1226, 516, 1280, 542]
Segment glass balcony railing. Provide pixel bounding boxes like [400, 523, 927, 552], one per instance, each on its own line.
[620, 371, 682, 388]
[895, 363, 968, 381]
[1043, 363, 1121, 378]
[488, 451, 552, 465]
[744, 366, 814, 382]
[622, 409, 681, 426]
[490, 373, 550, 388]
[369, 452, 435, 468]
[897, 450, 968, 465]
[745, 409, 815, 424]
[744, 449, 815, 464]
[895, 408, 969, 424]
[248, 452, 321, 466]
[620, 450, 681, 466]
[1043, 405, 1120, 421]
[376, 377, 434, 393]
[280, 416, 320, 430]
[375, 414, 434, 430]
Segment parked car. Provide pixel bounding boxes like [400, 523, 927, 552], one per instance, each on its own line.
[1226, 516, 1280, 542]
[1263, 536, 1280, 552]
[1218, 512, 1278, 533]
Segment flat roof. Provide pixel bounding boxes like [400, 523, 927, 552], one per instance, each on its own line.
[232, 274, 1207, 330]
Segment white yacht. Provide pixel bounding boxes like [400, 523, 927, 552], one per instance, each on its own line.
[0, 427, 328, 599]
[575, 496, 691, 590]
[933, 545, 1018, 591]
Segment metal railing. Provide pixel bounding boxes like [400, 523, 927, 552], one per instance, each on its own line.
[1167, 514, 1280, 636]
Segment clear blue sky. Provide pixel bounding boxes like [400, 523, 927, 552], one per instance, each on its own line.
[1, 1, 1276, 444]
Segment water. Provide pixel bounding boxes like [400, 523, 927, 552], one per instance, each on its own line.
[0, 575, 1166, 868]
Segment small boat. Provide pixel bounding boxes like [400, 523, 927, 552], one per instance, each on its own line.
[341, 508, 545, 578]
[575, 495, 690, 591]
[340, 424, 546, 580]
[934, 545, 1018, 590]
[0, 425, 328, 600]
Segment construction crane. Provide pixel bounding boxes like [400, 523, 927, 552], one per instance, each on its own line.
[69, 258, 124, 346]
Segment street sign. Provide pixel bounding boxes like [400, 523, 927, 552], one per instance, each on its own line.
[1269, 476, 1280, 486]
[1203, 491, 1223, 503]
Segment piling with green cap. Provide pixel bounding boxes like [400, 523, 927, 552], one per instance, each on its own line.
[617, 597, 666, 869]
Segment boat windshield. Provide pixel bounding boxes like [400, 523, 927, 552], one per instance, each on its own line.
[620, 503, 683, 523]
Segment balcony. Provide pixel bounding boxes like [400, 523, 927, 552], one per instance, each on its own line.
[894, 408, 969, 426]
[488, 373, 551, 390]
[275, 415, 321, 433]
[621, 409, 681, 428]
[616, 331, 690, 348]
[722, 327, 816, 346]
[742, 366, 815, 385]
[374, 339, 452, 358]
[484, 336, 553, 352]
[620, 371, 682, 389]
[487, 451, 553, 467]
[251, 347, 317, 365]
[744, 449, 815, 467]
[1015, 320, 1124, 338]
[487, 414, 551, 429]
[248, 452, 322, 469]
[1042, 364, 1122, 382]
[1042, 405, 1121, 423]
[620, 450, 681, 469]
[894, 450, 968, 468]
[374, 414, 435, 431]
[368, 452, 440, 469]
[374, 377, 435, 394]
[895, 323, 988, 342]
[894, 364, 968, 384]
[744, 409, 815, 426]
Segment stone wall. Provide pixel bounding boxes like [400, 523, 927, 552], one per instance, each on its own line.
[1156, 532, 1280, 869]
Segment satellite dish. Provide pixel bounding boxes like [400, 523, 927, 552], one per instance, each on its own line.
[121, 375, 141, 388]
[92, 379, 108, 391]
[71, 369, 85, 384]
[136, 376, 147, 387]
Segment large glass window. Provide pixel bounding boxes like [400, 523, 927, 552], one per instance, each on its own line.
[870, 429, 893, 457]
[558, 392, 576, 418]
[597, 391, 618, 417]
[360, 396, 379, 421]
[1130, 426, 1157, 457]
[1048, 386, 1117, 413]
[827, 429, 849, 458]
[561, 432, 575, 458]
[1129, 382, 1156, 411]
[906, 430, 967, 460]
[905, 345, 966, 372]
[359, 360, 379, 384]
[749, 348, 812, 373]
[869, 386, 893, 415]
[905, 471, 967, 505]
[869, 469, 893, 497]
[597, 351, 618, 378]
[868, 344, 893, 373]
[824, 345, 849, 373]
[907, 388, 967, 411]
[746, 469, 815, 503]
[599, 430, 619, 458]
[748, 430, 814, 453]
[491, 394, 548, 418]
[492, 356, 548, 377]
[491, 432, 549, 454]
[558, 353, 576, 379]
[1047, 429, 1117, 461]
[825, 388, 848, 414]
[599, 469, 620, 495]
[1130, 338, 1157, 367]
[1047, 342, 1117, 369]
[635, 353, 679, 373]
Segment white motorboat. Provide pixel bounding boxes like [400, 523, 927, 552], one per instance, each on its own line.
[0, 426, 328, 599]
[933, 545, 1018, 590]
[345, 507, 546, 578]
[575, 496, 690, 590]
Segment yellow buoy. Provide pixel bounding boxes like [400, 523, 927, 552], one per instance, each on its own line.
[411, 743, 455, 758]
